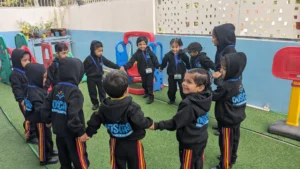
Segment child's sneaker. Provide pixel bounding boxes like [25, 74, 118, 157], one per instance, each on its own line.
[50, 150, 59, 156]
[211, 165, 221, 169]
[26, 137, 38, 144]
[212, 124, 218, 130]
[40, 157, 58, 165]
[143, 94, 148, 98]
[146, 99, 154, 104]
[168, 101, 175, 105]
[92, 104, 99, 110]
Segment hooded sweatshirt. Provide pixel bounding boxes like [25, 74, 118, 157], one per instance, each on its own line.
[41, 58, 86, 137]
[123, 47, 160, 76]
[84, 40, 120, 79]
[213, 52, 247, 127]
[190, 52, 215, 71]
[24, 63, 47, 123]
[154, 92, 212, 149]
[160, 50, 191, 75]
[86, 96, 153, 141]
[213, 24, 237, 71]
[9, 49, 31, 103]
[44, 57, 60, 90]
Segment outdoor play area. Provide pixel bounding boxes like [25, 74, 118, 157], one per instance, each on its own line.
[1, 0, 300, 169]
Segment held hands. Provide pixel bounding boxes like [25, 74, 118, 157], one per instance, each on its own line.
[79, 133, 90, 142]
[149, 122, 155, 130]
[46, 123, 52, 128]
[212, 71, 222, 79]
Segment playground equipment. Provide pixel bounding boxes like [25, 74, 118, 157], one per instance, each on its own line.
[41, 43, 54, 69]
[268, 47, 300, 141]
[116, 31, 164, 95]
[0, 36, 11, 84]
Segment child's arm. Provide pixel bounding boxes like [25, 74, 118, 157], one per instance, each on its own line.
[160, 54, 169, 70]
[102, 56, 120, 69]
[123, 53, 137, 70]
[155, 102, 194, 131]
[9, 74, 24, 103]
[66, 91, 85, 137]
[83, 56, 93, 74]
[200, 53, 216, 71]
[44, 63, 56, 90]
[86, 111, 103, 138]
[149, 50, 160, 69]
[129, 104, 153, 129]
[182, 53, 191, 70]
[41, 90, 54, 124]
[32, 93, 45, 119]
[212, 85, 227, 101]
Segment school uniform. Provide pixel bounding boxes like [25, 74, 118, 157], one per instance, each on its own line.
[9, 49, 37, 143]
[160, 50, 190, 101]
[123, 47, 160, 101]
[155, 92, 212, 169]
[86, 96, 153, 169]
[24, 63, 57, 165]
[84, 40, 120, 106]
[42, 58, 89, 169]
[211, 52, 247, 169]
[44, 57, 60, 91]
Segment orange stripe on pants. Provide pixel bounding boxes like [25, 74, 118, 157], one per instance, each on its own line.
[76, 139, 88, 169]
[137, 141, 146, 169]
[110, 138, 116, 169]
[37, 123, 45, 162]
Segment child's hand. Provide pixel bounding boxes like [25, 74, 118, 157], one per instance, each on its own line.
[212, 72, 222, 79]
[159, 68, 163, 72]
[149, 122, 155, 130]
[120, 66, 125, 71]
[79, 133, 90, 142]
[46, 123, 52, 128]
[21, 101, 26, 112]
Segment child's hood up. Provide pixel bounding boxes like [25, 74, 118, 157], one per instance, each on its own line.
[224, 52, 247, 80]
[90, 40, 101, 57]
[213, 23, 236, 50]
[59, 58, 84, 85]
[25, 63, 46, 88]
[11, 49, 31, 70]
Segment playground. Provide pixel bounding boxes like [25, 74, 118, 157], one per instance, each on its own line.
[1, 0, 300, 168]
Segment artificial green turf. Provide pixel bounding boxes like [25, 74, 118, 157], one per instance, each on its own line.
[1, 82, 300, 169]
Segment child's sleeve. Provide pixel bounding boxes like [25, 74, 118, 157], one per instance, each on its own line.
[83, 56, 92, 74]
[212, 85, 227, 101]
[102, 56, 120, 69]
[160, 54, 169, 70]
[155, 102, 194, 131]
[123, 53, 137, 70]
[182, 54, 191, 69]
[41, 90, 53, 124]
[86, 111, 103, 138]
[200, 53, 216, 71]
[129, 104, 153, 129]
[66, 91, 85, 137]
[32, 93, 45, 119]
[149, 51, 160, 69]
[9, 74, 24, 103]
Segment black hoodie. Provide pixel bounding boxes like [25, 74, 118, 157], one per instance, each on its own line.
[190, 52, 215, 71]
[123, 47, 160, 76]
[213, 24, 237, 71]
[44, 57, 59, 90]
[9, 49, 31, 103]
[213, 52, 247, 127]
[86, 96, 153, 141]
[41, 58, 86, 137]
[154, 92, 212, 149]
[24, 63, 47, 123]
[84, 40, 120, 79]
[160, 50, 191, 75]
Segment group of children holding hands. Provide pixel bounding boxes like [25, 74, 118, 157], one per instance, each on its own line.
[9, 23, 247, 169]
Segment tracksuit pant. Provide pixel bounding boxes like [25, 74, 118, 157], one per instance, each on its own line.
[109, 138, 146, 169]
[56, 136, 90, 169]
[141, 73, 154, 100]
[36, 123, 54, 163]
[218, 124, 241, 169]
[168, 75, 185, 101]
[87, 77, 106, 105]
[179, 143, 206, 169]
[19, 102, 36, 141]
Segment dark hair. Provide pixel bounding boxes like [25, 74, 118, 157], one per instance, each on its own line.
[103, 70, 128, 98]
[136, 36, 148, 46]
[94, 41, 103, 50]
[55, 42, 68, 53]
[170, 38, 183, 46]
[187, 68, 211, 90]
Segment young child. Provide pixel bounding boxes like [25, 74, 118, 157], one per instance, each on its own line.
[42, 58, 89, 169]
[24, 63, 58, 165]
[44, 42, 69, 91]
[84, 70, 153, 169]
[211, 23, 237, 135]
[211, 52, 247, 169]
[84, 40, 120, 110]
[160, 38, 190, 104]
[9, 49, 38, 144]
[151, 68, 212, 169]
[120, 36, 160, 104]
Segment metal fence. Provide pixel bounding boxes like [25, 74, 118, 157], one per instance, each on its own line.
[0, 0, 110, 7]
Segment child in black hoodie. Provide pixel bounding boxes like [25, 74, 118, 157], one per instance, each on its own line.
[160, 38, 191, 105]
[120, 36, 160, 104]
[151, 68, 212, 169]
[9, 49, 38, 144]
[85, 70, 153, 169]
[24, 63, 58, 165]
[84, 40, 120, 110]
[211, 52, 247, 169]
[42, 58, 89, 169]
[44, 42, 69, 91]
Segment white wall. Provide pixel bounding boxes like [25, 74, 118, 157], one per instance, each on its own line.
[64, 0, 155, 32]
[0, 7, 57, 31]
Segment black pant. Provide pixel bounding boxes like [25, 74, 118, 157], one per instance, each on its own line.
[56, 136, 89, 169]
[179, 143, 206, 169]
[110, 138, 146, 169]
[141, 73, 154, 100]
[36, 123, 54, 162]
[218, 125, 240, 169]
[19, 102, 36, 140]
[168, 75, 185, 101]
[87, 77, 106, 105]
